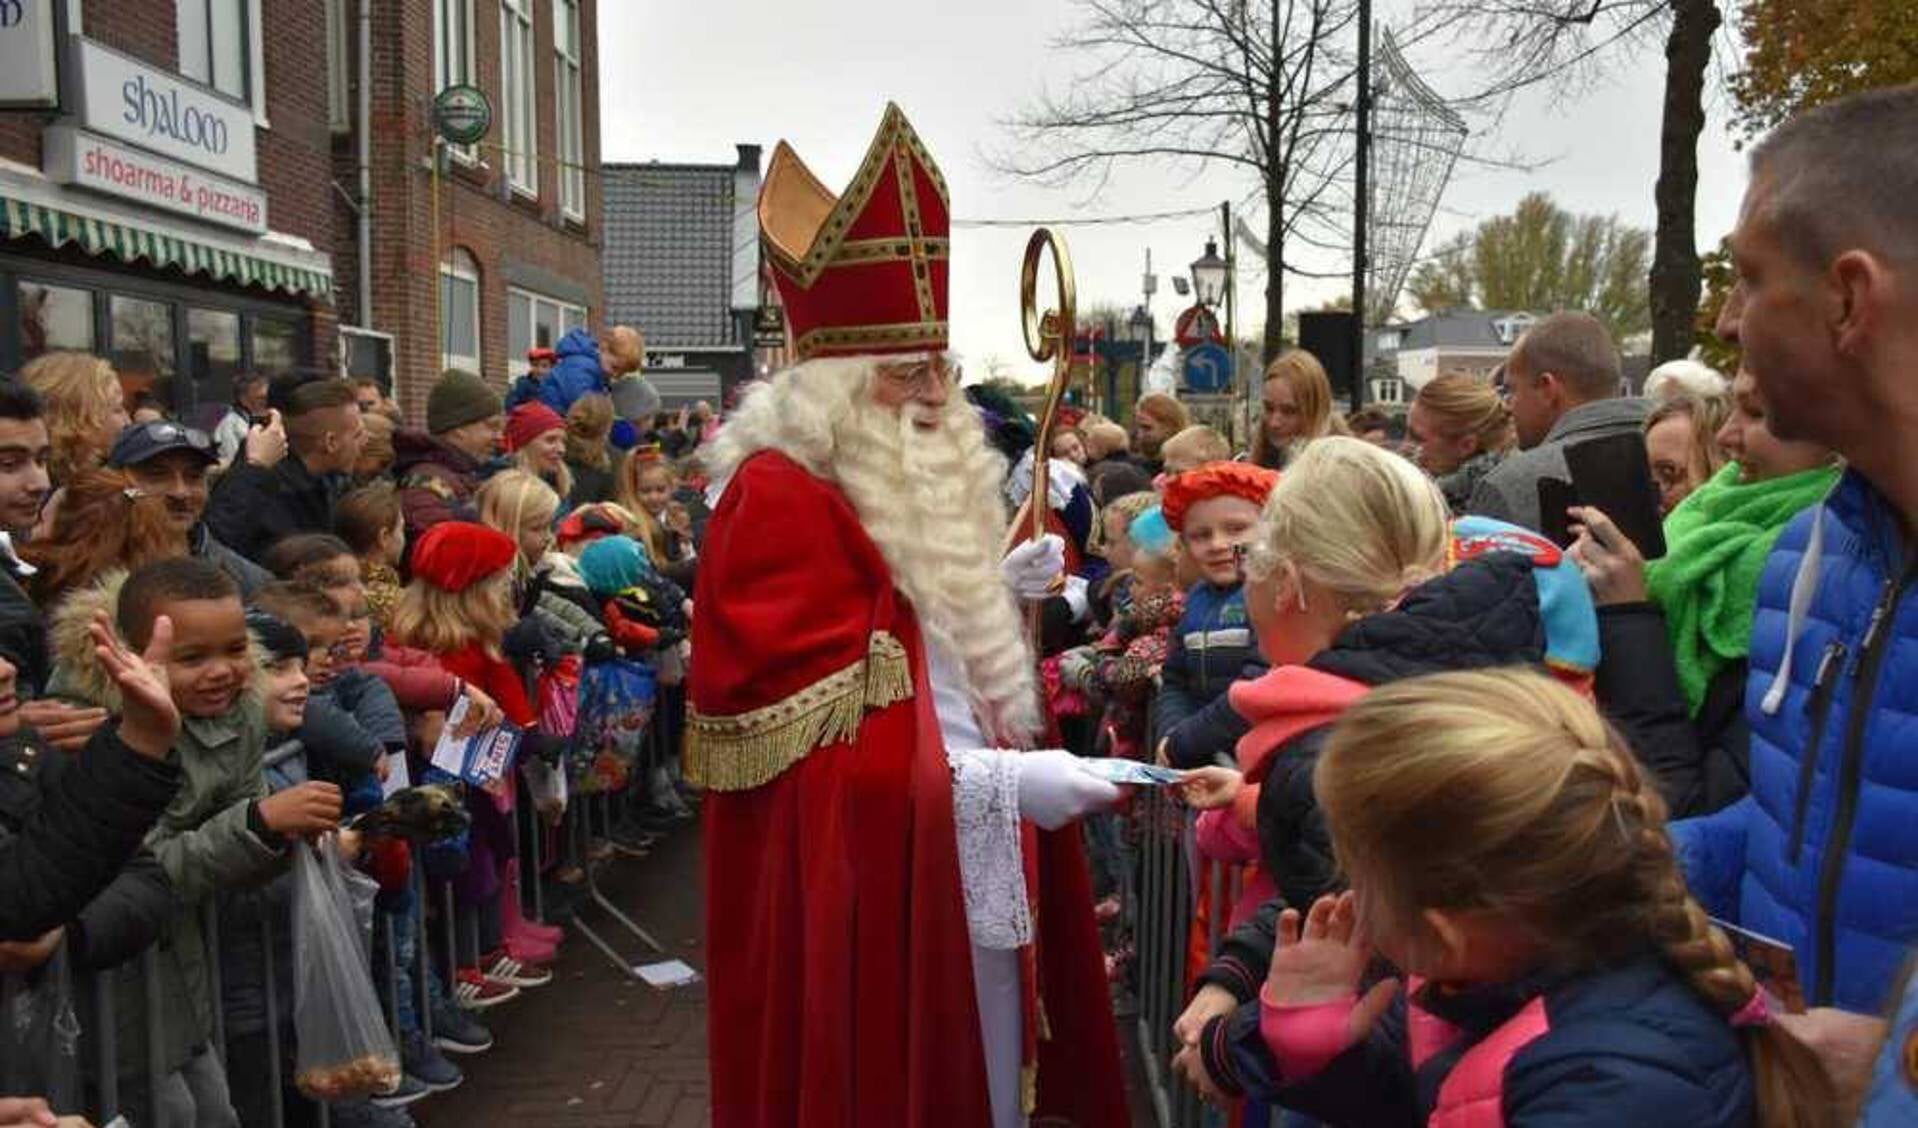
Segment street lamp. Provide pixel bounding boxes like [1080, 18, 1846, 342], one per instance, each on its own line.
[1189, 239, 1228, 308]
[1125, 304, 1154, 384]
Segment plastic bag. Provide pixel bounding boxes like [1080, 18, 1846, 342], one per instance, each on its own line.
[539, 653, 582, 739]
[291, 835, 401, 1101]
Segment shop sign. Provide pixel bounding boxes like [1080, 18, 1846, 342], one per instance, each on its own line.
[68, 37, 257, 183]
[0, 1, 58, 108]
[44, 126, 268, 234]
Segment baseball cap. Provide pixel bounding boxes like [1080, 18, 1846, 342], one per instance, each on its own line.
[108, 420, 216, 468]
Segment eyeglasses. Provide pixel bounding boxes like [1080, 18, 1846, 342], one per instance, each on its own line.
[877, 360, 952, 394]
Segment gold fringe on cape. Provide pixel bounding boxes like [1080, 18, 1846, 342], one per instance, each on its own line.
[685, 631, 913, 791]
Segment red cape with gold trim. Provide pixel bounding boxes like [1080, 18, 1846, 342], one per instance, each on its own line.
[689, 450, 1128, 1127]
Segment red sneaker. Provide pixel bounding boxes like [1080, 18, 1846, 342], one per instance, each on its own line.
[453, 968, 520, 1009]
[480, 949, 553, 988]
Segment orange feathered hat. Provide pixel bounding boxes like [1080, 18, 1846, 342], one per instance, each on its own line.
[758, 104, 949, 362]
[1160, 462, 1280, 532]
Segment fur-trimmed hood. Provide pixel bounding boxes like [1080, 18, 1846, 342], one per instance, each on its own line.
[48, 570, 269, 712]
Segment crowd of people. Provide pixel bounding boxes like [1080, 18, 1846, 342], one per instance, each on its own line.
[4, 84, 1918, 1128]
[0, 322, 711, 1128]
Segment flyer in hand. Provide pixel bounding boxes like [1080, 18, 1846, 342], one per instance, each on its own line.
[429, 697, 524, 788]
[1074, 757, 1187, 786]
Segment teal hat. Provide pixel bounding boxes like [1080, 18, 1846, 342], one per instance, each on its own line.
[1129, 507, 1174, 557]
[577, 534, 652, 597]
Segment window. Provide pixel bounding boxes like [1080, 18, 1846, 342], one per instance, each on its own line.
[253, 316, 299, 378]
[187, 307, 242, 412]
[111, 296, 178, 410]
[441, 250, 482, 374]
[436, 0, 477, 161]
[18, 281, 93, 359]
[500, 0, 537, 195]
[177, 0, 265, 118]
[554, 0, 585, 219]
[1492, 313, 1536, 346]
[507, 288, 586, 378]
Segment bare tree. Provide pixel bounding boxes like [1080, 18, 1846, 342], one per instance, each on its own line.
[997, 0, 1360, 365]
[1413, 0, 1723, 364]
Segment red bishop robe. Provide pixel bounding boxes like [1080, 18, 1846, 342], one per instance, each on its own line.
[688, 450, 1127, 1128]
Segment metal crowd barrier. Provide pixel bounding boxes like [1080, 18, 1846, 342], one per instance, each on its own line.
[1130, 785, 1241, 1128]
[0, 715, 680, 1127]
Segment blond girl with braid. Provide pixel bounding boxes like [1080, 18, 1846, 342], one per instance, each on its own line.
[1199, 668, 1836, 1127]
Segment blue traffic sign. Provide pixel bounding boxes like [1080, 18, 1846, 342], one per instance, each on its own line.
[1182, 342, 1232, 394]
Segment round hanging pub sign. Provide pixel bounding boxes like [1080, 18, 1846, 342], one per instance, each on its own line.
[433, 85, 492, 146]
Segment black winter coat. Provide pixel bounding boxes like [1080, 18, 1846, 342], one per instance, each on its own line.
[204, 455, 344, 564]
[1593, 602, 1750, 818]
[0, 563, 46, 695]
[0, 727, 179, 948]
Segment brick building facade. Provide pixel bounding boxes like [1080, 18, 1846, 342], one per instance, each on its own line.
[0, 1, 337, 429]
[0, 0, 600, 428]
[339, 0, 603, 421]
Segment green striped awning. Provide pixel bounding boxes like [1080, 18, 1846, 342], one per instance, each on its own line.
[1, 196, 334, 301]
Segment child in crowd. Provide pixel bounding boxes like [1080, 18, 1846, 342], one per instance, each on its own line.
[615, 449, 697, 588]
[1200, 669, 1832, 1127]
[51, 558, 342, 1127]
[1159, 425, 1232, 477]
[220, 602, 419, 1128]
[334, 483, 408, 630]
[575, 534, 691, 831]
[1152, 462, 1279, 770]
[478, 470, 603, 654]
[388, 522, 553, 1004]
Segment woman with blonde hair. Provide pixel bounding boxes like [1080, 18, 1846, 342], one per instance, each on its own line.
[1201, 669, 1832, 1127]
[502, 401, 574, 511]
[1251, 349, 1340, 470]
[1169, 438, 1598, 1086]
[1644, 391, 1731, 517]
[23, 351, 128, 489]
[477, 469, 602, 652]
[1408, 371, 1515, 511]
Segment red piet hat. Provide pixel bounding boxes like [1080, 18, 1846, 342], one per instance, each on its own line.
[410, 522, 516, 593]
[527, 346, 557, 362]
[759, 103, 949, 362]
[503, 402, 565, 453]
[1161, 462, 1280, 533]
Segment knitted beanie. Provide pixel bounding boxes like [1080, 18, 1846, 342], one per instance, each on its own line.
[428, 369, 504, 435]
[503, 401, 565, 452]
[410, 521, 515, 593]
[1160, 462, 1280, 532]
[577, 534, 653, 597]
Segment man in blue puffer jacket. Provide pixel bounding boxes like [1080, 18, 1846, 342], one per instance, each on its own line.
[1671, 86, 1918, 1101]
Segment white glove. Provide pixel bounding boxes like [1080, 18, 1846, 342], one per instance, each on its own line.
[1001, 534, 1066, 602]
[1015, 749, 1121, 830]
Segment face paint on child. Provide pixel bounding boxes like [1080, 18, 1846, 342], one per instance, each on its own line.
[1179, 495, 1264, 587]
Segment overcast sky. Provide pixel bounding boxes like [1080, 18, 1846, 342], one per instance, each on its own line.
[597, 1, 1750, 383]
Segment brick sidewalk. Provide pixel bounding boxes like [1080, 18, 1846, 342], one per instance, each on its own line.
[411, 822, 1158, 1127]
[415, 826, 711, 1128]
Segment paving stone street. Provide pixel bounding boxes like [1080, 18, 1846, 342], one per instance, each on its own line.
[416, 828, 711, 1128]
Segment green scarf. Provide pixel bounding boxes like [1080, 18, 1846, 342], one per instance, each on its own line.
[1645, 461, 1840, 715]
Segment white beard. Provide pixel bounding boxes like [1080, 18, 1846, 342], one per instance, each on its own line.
[708, 358, 1041, 744]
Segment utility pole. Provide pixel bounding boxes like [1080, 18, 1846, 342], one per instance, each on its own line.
[1349, 0, 1372, 415]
